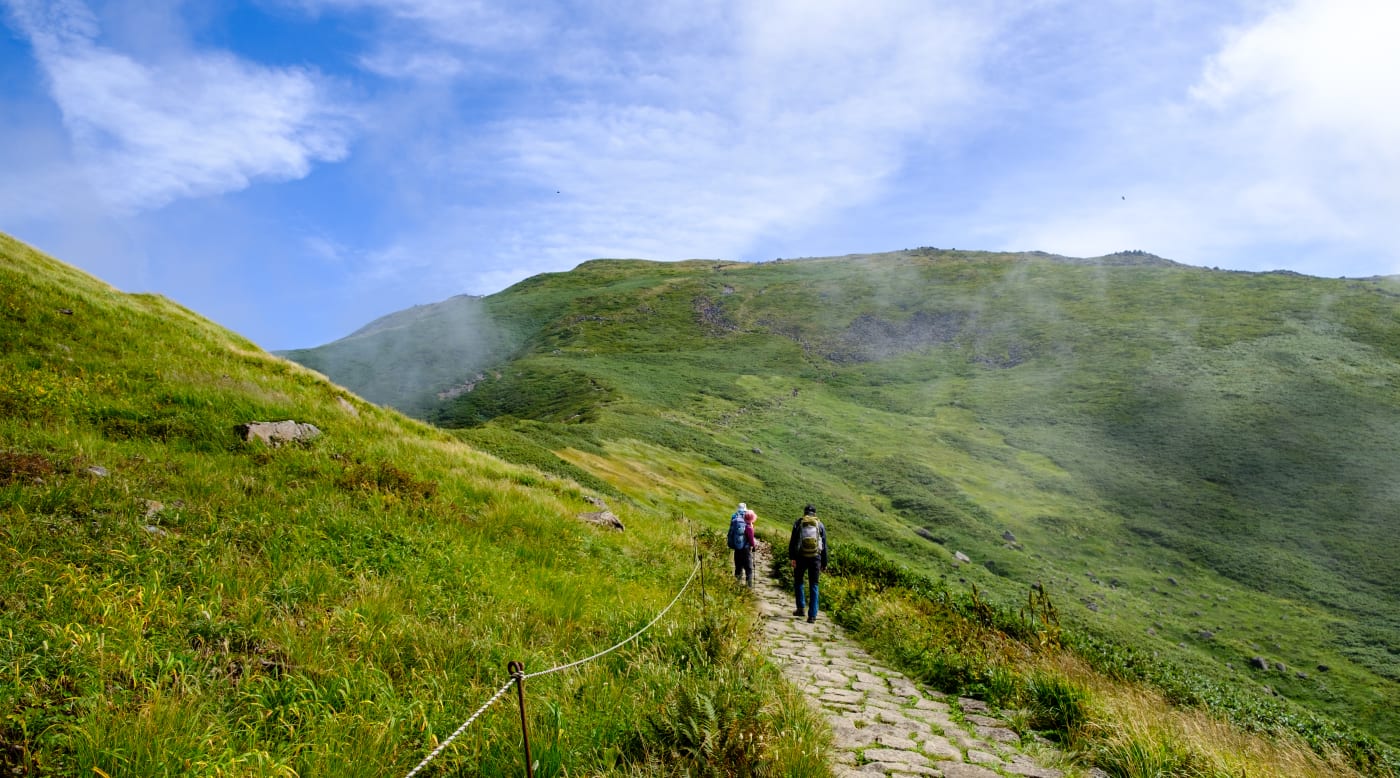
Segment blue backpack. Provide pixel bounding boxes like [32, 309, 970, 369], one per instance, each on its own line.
[726, 512, 748, 550]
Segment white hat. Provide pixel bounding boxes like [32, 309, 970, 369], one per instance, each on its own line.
[738, 502, 747, 511]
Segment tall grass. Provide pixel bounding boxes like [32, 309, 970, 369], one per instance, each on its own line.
[1086, 683, 1365, 778]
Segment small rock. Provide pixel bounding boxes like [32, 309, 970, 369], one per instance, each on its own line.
[1002, 530, 1017, 543]
[1317, 664, 1330, 672]
[861, 747, 929, 766]
[942, 766, 1003, 778]
[966, 748, 1002, 765]
[142, 525, 168, 537]
[85, 465, 109, 478]
[1250, 656, 1269, 670]
[958, 697, 991, 714]
[974, 727, 1019, 744]
[954, 551, 971, 563]
[1006, 767, 1064, 778]
[1167, 577, 1179, 586]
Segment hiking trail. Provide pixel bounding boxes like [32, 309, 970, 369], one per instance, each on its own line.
[751, 549, 1073, 778]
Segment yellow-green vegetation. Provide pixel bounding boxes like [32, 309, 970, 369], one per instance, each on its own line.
[816, 550, 1392, 777]
[0, 233, 831, 776]
[289, 248, 1400, 771]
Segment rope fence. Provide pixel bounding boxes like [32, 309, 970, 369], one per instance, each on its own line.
[402, 677, 517, 778]
[403, 549, 704, 778]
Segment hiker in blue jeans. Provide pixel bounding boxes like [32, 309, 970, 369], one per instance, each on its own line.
[788, 504, 828, 623]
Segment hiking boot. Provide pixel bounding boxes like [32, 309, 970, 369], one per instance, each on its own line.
[793, 608, 805, 616]
[807, 616, 816, 623]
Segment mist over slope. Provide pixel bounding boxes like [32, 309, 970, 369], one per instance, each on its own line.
[276, 294, 516, 416]
[291, 248, 1400, 745]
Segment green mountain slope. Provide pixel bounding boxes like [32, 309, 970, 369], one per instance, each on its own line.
[0, 233, 829, 776]
[293, 249, 1400, 746]
[276, 294, 518, 416]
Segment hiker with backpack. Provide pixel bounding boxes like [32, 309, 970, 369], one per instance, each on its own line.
[727, 502, 756, 586]
[788, 504, 828, 623]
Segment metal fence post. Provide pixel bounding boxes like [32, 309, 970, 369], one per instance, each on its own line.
[508, 661, 534, 778]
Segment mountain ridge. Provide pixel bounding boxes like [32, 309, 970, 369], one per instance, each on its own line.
[288, 247, 1400, 747]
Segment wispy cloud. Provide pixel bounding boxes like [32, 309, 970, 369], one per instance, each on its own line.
[4, 0, 357, 211]
[295, 0, 551, 80]
[297, 0, 550, 47]
[338, 0, 997, 283]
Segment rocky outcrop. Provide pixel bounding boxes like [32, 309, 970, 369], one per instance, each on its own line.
[579, 496, 624, 531]
[237, 420, 322, 447]
[579, 510, 624, 531]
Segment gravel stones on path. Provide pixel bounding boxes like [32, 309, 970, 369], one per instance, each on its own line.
[754, 567, 1066, 777]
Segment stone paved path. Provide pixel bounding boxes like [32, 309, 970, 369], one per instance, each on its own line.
[754, 556, 1068, 778]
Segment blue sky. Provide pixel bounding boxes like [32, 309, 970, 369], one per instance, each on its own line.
[3, 0, 1398, 350]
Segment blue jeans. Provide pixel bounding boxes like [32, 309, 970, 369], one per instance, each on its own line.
[794, 559, 821, 618]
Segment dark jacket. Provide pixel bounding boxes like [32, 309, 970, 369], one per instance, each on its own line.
[788, 515, 828, 568]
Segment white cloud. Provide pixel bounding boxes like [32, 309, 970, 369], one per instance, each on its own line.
[352, 0, 996, 284]
[4, 0, 357, 211]
[992, 0, 1400, 275]
[1192, 0, 1400, 157]
[1185, 0, 1400, 256]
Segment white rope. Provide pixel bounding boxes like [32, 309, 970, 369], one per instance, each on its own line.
[401, 555, 702, 776]
[523, 557, 701, 679]
[403, 676, 516, 778]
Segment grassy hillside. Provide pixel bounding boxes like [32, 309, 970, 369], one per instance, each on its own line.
[0, 233, 831, 777]
[292, 249, 1400, 753]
